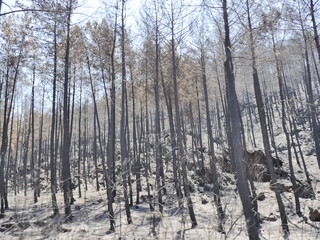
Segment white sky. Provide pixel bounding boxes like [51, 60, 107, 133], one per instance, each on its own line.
[2, 0, 141, 28]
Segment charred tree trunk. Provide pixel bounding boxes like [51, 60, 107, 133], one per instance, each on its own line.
[61, 0, 73, 220]
[160, 68, 182, 199]
[120, 0, 132, 224]
[195, 78, 204, 173]
[77, 78, 83, 198]
[246, 0, 288, 233]
[106, 5, 118, 232]
[0, 32, 24, 214]
[50, 17, 59, 216]
[36, 87, 45, 199]
[304, 2, 320, 169]
[170, 5, 197, 227]
[153, 6, 164, 213]
[272, 33, 301, 215]
[200, 46, 225, 233]
[222, 1, 259, 238]
[31, 66, 36, 203]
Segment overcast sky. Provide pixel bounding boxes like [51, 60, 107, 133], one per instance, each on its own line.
[2, 0, 141, 28]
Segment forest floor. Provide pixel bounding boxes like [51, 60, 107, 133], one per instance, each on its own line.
[1, 120, 320, 239]
[0, 150, 319, 240]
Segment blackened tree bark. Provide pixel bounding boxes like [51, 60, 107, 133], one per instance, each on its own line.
[50, 16, 59, 216]
[200, 46, 225, 233]
[222, 0, 259, 239]
[61, 0, 73, 220]
[152, 0, 164, 213]
[160, 64, 182, 200]
[144, 84, 154, 212]
[306, 0, 320, 169]
[130, 67, 141, 206]
[36, 87, 45, 199]
[189, 103, 196, 169]
[83, 99, 88, 192]
[13, 105, 21, 196]
[245, 89, 257, 148]
[93, 109, 99, 191]
[106, 6, 117, 230]
[169, 1, 197, 228]
[31, 65, 36, 203]
[5, 100, 15, 209]
[120, 0, 132, 224]
[310, 0, 320, 63]
[0, 32, 24, 213]
[124, 78, 133, 207]
[245, 0, 288, 233]
[86, 53, 108, 195]
[195, 78, 204, 172]
[23, 108, 31, 197]
[77, 78, 83, 198]
[271, 32, 301, 215]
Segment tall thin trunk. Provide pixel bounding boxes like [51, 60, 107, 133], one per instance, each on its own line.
[245, 0, 288, 233]
[106, 3, 118, 232]
[303, 1, 320, 169]
[93, 109, 99, 191]
[310, 0, 320, 64]
[83, 99, 88, 191]
[222, 1, 259, 239]
[77, 78, 83, 198]
[23, 110, 31, 197]
[130, 67, 141, 206]
[31, 66, 36, 203]
[86, 54, 107, 195]
[120, 0, 132, 224]
[50, 17, 59, 216]
[200, 46, 225, 233]
[153, 4, 164, 213]
[195, 78, 204, 172]
[272, 33, 301, 215]
[5, 97, 15, 209]
[170, 4, 197, 227]
[61, 0, 73, 219]
[143, 97, 154, 211]
[36, 87, 45, 199]
[160, 67, 182, 199]
[13, 107, 22, 196]
[0, 32, 24, 214]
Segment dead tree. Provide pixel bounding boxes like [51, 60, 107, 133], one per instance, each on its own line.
[245, 0, 289, 233]
[222, 0, 259, 239]
[61, 0, 73, 220]
[200, 46, 225, 233]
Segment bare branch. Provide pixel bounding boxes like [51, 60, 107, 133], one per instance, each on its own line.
[0, 8, 66, 17]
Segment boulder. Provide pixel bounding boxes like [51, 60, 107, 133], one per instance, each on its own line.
[246, 149, 283, 168]
[208, 149, 287, 183]
[309, 207, 320, 222]
[249, 164, 271, 182]
[246, 149, 286, 182]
